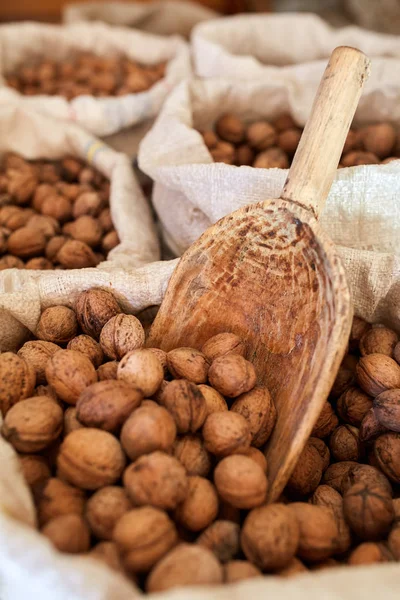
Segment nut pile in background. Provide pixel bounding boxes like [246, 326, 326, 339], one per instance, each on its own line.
[201, 113, 400, 168]
[5, 53, 167, 99]
[0, 153, 119, 270]
[1, 289, 400, 592]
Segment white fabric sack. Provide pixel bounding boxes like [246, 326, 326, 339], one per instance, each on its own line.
[138, 77, 400, 328]
[63, 1, 218, 39]
[0, 103, 168, 353]
[0, 22, 190, 148]
[192, 13, 400, 78]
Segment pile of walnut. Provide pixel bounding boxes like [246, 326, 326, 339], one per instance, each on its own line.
[1, 290, 400, 593]
[5, 53, 166, 99]
[0, 153, 118, 270]
[201, 113, 400, 168]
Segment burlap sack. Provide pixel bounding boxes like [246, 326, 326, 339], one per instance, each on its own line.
[63, 1, 218, 39]
[0, 21, 190, 152]
[0, 103, 169, 353]
[192, 13, 400, 77]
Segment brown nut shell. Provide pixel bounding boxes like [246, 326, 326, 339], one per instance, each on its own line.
[174, 476, 219, 532]
[343, 482, 394, 539]
[287, 442, 323, 495]
[173, 434, 212, 477]
[196, 520, 240, 562]
[36, 306, 78, 344]
[0, 353, 36, 416]
[231, 386, 276, 447]
[337, 386, 373, 426]
[201, 333, 245, 362]
[41, 514, 90, 554]
[198, 384, 228, 415]
[160, 379, 207, 433]
[86, 486, 131, 540]
[290, 503, 340, 561]
[121, 403, 176, 460]
[214, 454, 267, 508]
[18, 454, 51, 488]
[360, 327, 398, 357]
[67, 335, 104, 368]
[100, 314, 145, 360]
[45, 349, 97, 405]
[36, 477, 86, 526]
[356, 354, 400, 397]
[202, 411, 251, 457]
[374, 432, 400, 483]
[75, 288, 122, 339]
[167, 347, 209, 383]
[224, 560, 262, 583]
[373, 389, 400, 432]
[208, 354, 256, 398]
[118, 349, 163, 397]
[17, 340, 60, 384]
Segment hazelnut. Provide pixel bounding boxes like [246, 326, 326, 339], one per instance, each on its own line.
[123, 451, 188, 510]
[17, 340, 60, 384]
[202, 130, 219, 149]
[231, 386, 276, 447]
[341, 151, 379, 166]
[0, 255, 25, 270]
[287, 442, 323, 495]
[99, 314, 145, 360]
[201, 332, 245, 362]
[373, 388, 400, 432]
[98, 208, 113, 232]
[113, 507, 178, 573]
[118, 349, 163, 397]
[40, 193, 72, 222]
[67, 335, 103, 368]
[25, 258, 53, 270]
[348, 542, 393, 565]
[67, 215, 103, 247]
[146, 543, 223, 592]
[121, 403, 176, 460]
[337, 386, 373, 426]
[215, 114, 245, 144]
[73, 192, 102, 219]
[160, 379, 207, 433]
[356, 354, 400, 397]
[97, 361, 118, 381]
[202, 411, 251, 457]
[197, 384, 228, 415]
[278, 128, 302, 155]
[45, 236, 67, 261]
[0, 352, 36, 416]
[210, 141, 235, 164]
[57, 428, 126, 490]
[253, 147, 289, 169]
[341, 464, 392, 496]
[308, 438, 330, 471]
[76, 380, 142, 432]
[214, 454, 267, 508]
[322, 461, 358, 493]
[167, 347, 209, 383]
[36, 477, 86, 525]
[273, 113, 296, 131]
[86, 486, 131, 540]
[41, 514, 90, 554]
[7, 226, 46, 258]
[208, 354, 256, 398]
[36, 306, 77, 344]
[197, 520, 240, 562]
[88, 542, 124, 573]
[18, 454, 51, 488]
[224, 560, 262, 583]
[247, 121, 276, 150]
[361, 123, 396, 159]
[290, 503, 340, 561]
[102, 230, 119, 253]
[64, 407, 84, 435]
[374, 432, 400, 483]
[343, 483, 394, 539]
[360, 327, 398, 357]
[311, 402, 339, 438]
[174, 476, 219, 531]
[329, 425, 361, 462]
[241, 504, 299, 570]
[173, 434, 212, 477]
[360, 408, 389, 443]
[45, 349, 97, 405]
[56, 239, 99, 268]
[235, 144, 255, 166]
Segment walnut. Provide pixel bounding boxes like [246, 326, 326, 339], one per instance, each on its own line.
[208, 354, 256, 398]
[56, 239, 99, 268]
[311, 402, 339, 438]
[25, 257, 53, 270]
[223, 560, 262, 583]
[210, 141, 235, 164]
[373, 388, 400, 432]
[88, 542, 124, 573]
[287, 442, 323, 495]
[36, 306, 77, 343]
[278, 128, 302, 155]
[197, 520, 240, 562]
[310, 485, 351, 553]
[17, 340, 60, 384]
[322, 461, 358, 492]
[57, 428, 126, 490]
[201, 332, 245, 362]
[214, 454, 267, 508]
[18, 454, 51, 488]
[0, 226, 9, 253]
[36, 477, 86, 526]
[174, 476, 219, 532]
[173, 434, 212, 477]
[360, 408, 389, 443]
[0, 206, 32, 230]
[343, 482, 394, 539]
[337, 386, 373, 426]
[388, 528, 400, 560]
[0, 352, 36, 416]
[27, 214, 60, 238]
[118, 349, 164, 397]
[45, 349, 97, 404]
[99, 314, 145, 360]
[45, 236, 67, 261]
[343, 129, 361, 154]
[329, 424, 362, 462]
[159, 380, 207, 434]
[276, 557, 308, 577]
[243, 446, 268, 472]
[121, 403, 176, 460]
[202, 411, 251, 457]
[202, 130, 219, 149]
[7, 226, 47, 257]
[61, 157, 83, 182]
[247, 121, 277, 150]
[86, 486, 131, 540]
[341, 151, 379, 166]
[7, 170, 37, 204]
[102, 230, 119, 253]
[146, 543, 223, 593]
[253, 147, 289, 169]
[360, 123, 396, 159]
[273, 113, 296, 131]
[215, 114, 245, 144]
[34, 384, 58, 401]
[241, 504, 299, 570]
[348, 542, 393, 565]
[289, 503, 340, 561]
[32, 184, 55, 211]
[99, 207, 113, 232]
[73, 191, 102, 219]
[113, 506, 178, 573]
[76, 380, 142, 432]
[330, 363, 355, 398]
[231, 386, 276, 447]
[67, 215, 103, 247]
[167, 347, 209, 383]
[360, 327, 398, 357]
[97, 361, 118, 381]
[308, 438, 330, 471]
[0, 255, 25, 270]
[341, 464, 392, 496]
[75, 288, 122, 339]
[374, 432, 400, 483]
[41, 514, 90, 554]
[40, 193, 72, 222]
[64, 407, 83, 435]
[197, 384, 228, 415]
[67, 335, 104, 368]
[235, 144, 255, 166]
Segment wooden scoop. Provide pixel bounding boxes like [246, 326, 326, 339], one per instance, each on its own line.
[147, 47, 370, 502]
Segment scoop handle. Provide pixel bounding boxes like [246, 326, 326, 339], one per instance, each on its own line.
[281, 46, 370, 218]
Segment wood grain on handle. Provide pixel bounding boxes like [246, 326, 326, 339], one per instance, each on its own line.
[282, 46, 370, 218]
